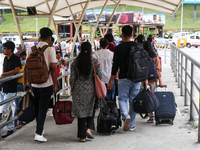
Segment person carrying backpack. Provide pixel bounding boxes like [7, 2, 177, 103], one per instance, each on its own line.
[23, 27, 58, 142]
[143, 40, 164, 123]
[107, 26, 148, 132]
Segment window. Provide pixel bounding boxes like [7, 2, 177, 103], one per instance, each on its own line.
[190, 36, 195, 39]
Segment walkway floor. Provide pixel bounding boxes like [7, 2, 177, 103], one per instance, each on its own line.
[0, 61, 200, 150]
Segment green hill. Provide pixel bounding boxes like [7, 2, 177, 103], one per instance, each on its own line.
[0, 4, 200, 33]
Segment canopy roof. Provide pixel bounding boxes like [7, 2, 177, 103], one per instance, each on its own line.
[0, 0, 183, 17]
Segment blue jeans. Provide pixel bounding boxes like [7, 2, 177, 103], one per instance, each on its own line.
[0, 90, 16, 133]
[62, 51, 66, 58]
[118, 79, 141, 128]
[105, 79, 115, 100]
[14, 84, 23, 125]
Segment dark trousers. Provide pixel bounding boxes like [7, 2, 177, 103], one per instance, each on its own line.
[32, 86, 53, 135]
[77, 111, 95, 139]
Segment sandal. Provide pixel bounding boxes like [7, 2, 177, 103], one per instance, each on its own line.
[80, 138, 86, 142]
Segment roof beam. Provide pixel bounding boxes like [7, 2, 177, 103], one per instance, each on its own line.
[71, 0, 91, 58]
[105, 0, 121, 34]
[16, 14, 51, 18]
[91, 0, 109, 43]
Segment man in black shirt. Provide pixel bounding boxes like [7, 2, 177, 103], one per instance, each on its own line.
[107, 26, 147, 132]
[0, 41, 21, 138]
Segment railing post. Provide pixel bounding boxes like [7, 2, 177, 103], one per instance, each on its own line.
[164, 44, 166, 64]
[175, 49, 178, 81]
[184, 57, 188, 106]
[181, 54, 184, 96]
[178, 51, 180, 88]
[198, 89, 200, 142]
[190, 63, 195, 121]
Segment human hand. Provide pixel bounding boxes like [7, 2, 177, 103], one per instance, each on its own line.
[107, 82, 113, 90]
[23, 85, 30, 91]
[53, 85, 58, 94]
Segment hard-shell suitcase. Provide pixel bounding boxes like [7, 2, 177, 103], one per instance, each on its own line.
[154, 85, 176, 125]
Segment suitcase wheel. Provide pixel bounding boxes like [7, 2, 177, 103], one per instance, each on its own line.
[156, 121, 158, 126]
[171, 121, 174, 125]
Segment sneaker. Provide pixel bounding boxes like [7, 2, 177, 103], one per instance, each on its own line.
[147, 118, 154, 123]
[123, 117, 130, 131]
[1, 105, 12, 124]
[2, 130, 14, 138]
[129, 126, 135, 131]
[34, 133, 47, 142]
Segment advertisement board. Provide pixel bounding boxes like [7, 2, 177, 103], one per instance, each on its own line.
[183, 0, 200, 4]
[115, 11, 142, 24]
[142, 13, 165, 24]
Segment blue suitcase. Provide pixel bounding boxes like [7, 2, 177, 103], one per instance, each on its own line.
[154, 85, 176, 125]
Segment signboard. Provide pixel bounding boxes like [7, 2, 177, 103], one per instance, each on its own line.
[183, 0, 200, 4]
[142, 13, 165, 24]
[74, 10, 164, 25]
[114, 11, 143, 24]
[85, 9, 106, 23]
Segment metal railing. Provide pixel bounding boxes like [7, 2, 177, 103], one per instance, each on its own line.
[0, 57, 76, 140]
[170, 44, 200, 142]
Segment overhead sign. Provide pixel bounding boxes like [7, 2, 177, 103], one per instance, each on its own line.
[142, 13, 165, 24]
[183, 0, 200, 4]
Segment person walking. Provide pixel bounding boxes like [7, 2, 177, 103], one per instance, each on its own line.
[107, 26, 148, 131]
[104, 33, 115, 52]
[143, 40, 164, 123]
[93, 38, 114, 100]
[0, 41, 21, 138]
[23, 27, 58, 142]
[70, 42, 102, 142]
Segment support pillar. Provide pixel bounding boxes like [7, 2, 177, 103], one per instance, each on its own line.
[194, 3, 197, 21]
[155, 26, 157, 37]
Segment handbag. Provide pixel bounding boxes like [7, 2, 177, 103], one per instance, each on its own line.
[93, 58, 107, 99]
[133, 85, 159, 115]
[17, 91, 36, 123]
[53, 94, 74, 125]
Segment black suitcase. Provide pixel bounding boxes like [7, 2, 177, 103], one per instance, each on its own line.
[154, 85, 176, 125]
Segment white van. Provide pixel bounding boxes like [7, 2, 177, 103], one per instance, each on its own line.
[186, 34, 200, 48]
[1, 36, 21, 47]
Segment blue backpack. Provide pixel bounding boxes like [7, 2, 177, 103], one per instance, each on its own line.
[148, 58, 158, 80]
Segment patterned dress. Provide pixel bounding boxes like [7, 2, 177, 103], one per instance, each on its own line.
[70, 57, 102, 118]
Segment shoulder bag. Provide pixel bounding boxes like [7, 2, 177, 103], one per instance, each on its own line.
[93, 58, 107, 99]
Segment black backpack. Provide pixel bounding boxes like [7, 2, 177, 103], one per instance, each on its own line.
[148, 57, 158, 80]
[17, 92, 36, 123]
[127, 45, 150, 82]
[97, 100, 121, 134]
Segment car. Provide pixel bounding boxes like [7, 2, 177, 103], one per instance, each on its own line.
[186, 34, 200, 48]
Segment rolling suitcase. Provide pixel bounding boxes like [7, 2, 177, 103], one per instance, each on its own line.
[154, 85, 176, 125]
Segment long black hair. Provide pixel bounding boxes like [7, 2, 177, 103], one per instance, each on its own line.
[77, 42, 92, 79]
[143, 41, 157, 58]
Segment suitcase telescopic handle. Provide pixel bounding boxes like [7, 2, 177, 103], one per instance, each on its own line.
[156, 85, 167, 91]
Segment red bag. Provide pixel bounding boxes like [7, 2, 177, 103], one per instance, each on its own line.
[53, 99, 74, 125]
[93, 58, 107, 99]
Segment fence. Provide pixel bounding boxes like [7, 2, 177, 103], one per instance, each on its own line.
[0, 57, 76, 140]
[170, 44, 200, 142]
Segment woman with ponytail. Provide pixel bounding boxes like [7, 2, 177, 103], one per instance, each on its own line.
[70, 42, 102, 142]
